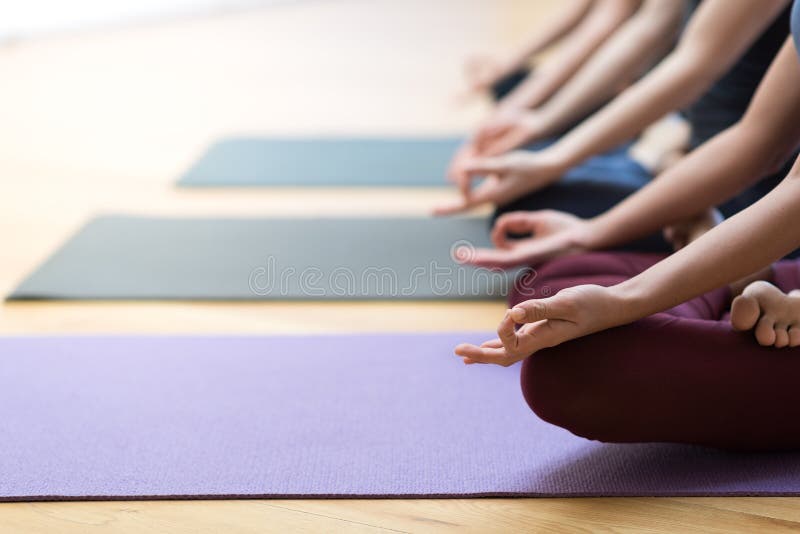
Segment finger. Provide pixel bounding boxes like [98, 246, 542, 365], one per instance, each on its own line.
[510, 296, 573, 324]
[435, 176, 501, 217]
[440, 173, 508, 217]
[473, 122, 502, 143]
[514, 318, 575, 355]
[434, 174, 489, 216]
[497, 311, 519, 352]
[458, 168, 472, 199]
[432, 197, 471, 217]
[446, 158, 461, 184]
[485, 121, 513, 136]
[455, 151, 482, 198]
[455, 343, 505, 358]
[477, 168, 536, 208]
[483, 128, 530, 157]
[445, 162, 460, 184]
[462, 247, 525, 269]
[480, 338, 503, 348]
[516, 321, 543, 335]
[474, 124, 512, 153]
[463, 156, 509, 177]
[454, 343, 509, 365]
[463, 175, 502, 207]
[491, 211, 535, 248]
[492, 235, 561, 269]
[446, 144, 476, 183]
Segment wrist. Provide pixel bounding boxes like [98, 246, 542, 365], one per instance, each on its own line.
[604, 279, 652, 326]
[564, 219, 594, 253]
[582, 214, 615, 250]
[521, 110, 554, 142]
[537, 146, 571, 178]
[539, 143, 575, 176]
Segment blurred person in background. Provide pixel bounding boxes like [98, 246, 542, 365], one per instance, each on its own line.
[440, 0, 793, 262]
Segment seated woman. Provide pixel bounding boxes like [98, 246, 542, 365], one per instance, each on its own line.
[454, 4, 800, 451]
[440, 0, 793, 243]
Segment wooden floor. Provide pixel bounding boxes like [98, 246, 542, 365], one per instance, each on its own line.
[1, 1, 798, 531]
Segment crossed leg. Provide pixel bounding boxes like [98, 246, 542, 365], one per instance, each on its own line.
[513, 252, 800, 451]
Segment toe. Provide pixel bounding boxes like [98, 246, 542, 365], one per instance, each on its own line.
[774, 324, 790, 348]
[730, 295, 761, 331]
[755, 316, 777, 346]
[789, 327, 800, 347]
[742, 280, 782, 298]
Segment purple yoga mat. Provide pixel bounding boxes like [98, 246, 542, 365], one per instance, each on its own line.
[3, 333, 800, 501]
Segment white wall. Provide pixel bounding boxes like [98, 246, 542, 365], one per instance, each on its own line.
[0, 0, 287, 39]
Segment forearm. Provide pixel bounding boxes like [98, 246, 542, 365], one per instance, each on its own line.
[611, 164, 800, 323]
[533, 0, 683, 139]
[498, 0, 638, 112]
[586, 39, 800, 250]
[539, 0, 790, 168]
[587, 124, 779, 248]
[542, 46, 716, 167]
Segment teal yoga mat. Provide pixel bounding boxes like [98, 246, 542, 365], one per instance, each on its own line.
[7, 215, 522, 301]
[177, 137, 462, 187]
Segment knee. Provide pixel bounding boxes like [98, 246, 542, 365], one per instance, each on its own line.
[520, 344, 604, 441]
[518, 320, 665, 443]
[519, 315, 706, 445]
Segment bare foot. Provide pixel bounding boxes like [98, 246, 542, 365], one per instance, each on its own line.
[730, 281, 800, 348]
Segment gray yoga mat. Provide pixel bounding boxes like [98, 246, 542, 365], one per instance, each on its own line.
[7, 215, 519, 301]
[178, 137, 463, 187]
[4, 333, 800, 501]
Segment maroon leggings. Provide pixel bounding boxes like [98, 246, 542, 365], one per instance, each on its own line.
[513, 252, 800, 451]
